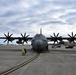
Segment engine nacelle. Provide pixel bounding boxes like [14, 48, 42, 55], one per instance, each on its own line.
[16, 41, 23, 44]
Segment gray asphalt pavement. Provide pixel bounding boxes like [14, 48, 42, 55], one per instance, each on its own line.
[0, 45, 76, 75]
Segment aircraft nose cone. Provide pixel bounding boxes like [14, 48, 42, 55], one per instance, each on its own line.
[35, 40, 43, 50]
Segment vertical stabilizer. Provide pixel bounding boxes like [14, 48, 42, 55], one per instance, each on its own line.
[40, 28, 42, 34]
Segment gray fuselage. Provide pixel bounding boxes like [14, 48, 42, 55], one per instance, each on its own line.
[31, 34, 48, 52]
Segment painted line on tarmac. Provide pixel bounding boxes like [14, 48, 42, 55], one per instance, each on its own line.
[0, 53, 40, 75]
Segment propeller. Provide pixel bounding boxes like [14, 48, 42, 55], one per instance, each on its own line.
[68, 32, 76, 43]
[21, 33, 29, 44]
[50, 33, 62, 44]
[4, 32, 13, 44]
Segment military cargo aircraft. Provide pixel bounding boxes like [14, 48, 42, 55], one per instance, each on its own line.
[0, 29, 76, 53]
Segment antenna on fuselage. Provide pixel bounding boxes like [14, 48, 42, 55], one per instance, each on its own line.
[40, 28, 42, 34]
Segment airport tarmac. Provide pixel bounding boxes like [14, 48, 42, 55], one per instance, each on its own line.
[0, 45, 76, 75]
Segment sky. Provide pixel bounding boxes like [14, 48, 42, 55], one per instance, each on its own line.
[0, 0, 76, 44]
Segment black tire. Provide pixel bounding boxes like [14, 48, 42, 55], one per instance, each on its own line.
[45, 45, 48, 51]
[37, 49, 41, 53]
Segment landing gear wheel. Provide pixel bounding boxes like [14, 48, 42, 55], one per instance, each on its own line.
[46, 45, 49, 52]
[37, 50, 41, 53]
[45, 45, 48, 51]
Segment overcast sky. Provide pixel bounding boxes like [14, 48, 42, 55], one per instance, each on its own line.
[0, 0, 76, 44]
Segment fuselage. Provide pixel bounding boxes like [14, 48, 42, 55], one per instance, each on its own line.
[31, 34, 48, 53]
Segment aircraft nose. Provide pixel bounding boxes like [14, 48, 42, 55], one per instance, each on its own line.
[35, 40, 43, 49]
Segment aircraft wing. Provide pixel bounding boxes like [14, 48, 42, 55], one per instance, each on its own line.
[0, 32, 76, 44]
[47, 37, 76, 44]
[0, 32, 33, 44]
[47, 32, 76, 44]
[0, 36, 32, 44]
[47, 37, 76, 40]
[0, 37, 32, 39]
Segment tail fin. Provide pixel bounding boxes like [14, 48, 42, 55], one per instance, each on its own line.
[40, 28, 42, 34]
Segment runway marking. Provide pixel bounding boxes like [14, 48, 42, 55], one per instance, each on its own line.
[0, 53, 40, 75]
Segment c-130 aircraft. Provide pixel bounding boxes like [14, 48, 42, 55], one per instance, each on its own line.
[0, 29, 76, 53]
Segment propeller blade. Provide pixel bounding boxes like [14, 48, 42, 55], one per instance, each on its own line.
[7, 41, 9, 44]
[4, 39, 7, 43]
[57, 40, 58, 44]
[26, 41, 28, 43]
[26, 35, 29, 38]
[72, 32, 73, 37]
[4, 32, 13, 44]
[24, 33, 26, 37]
[20, 33, 29, 43]
[4, 34, 7, 37]
[53, 33, 55, 37]
[21, 33, 24, 37]
[54, 41, 55, 44]
[50, 35, 53, 38]
[57, 33, 59, 37]
[10, 34, 13, 37]
[8, 32, 9, 36]
[74, 34, 76, 37]
[68, 34, 71, 37]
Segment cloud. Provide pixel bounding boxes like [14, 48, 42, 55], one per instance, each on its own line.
[0, 0, 76, 44]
